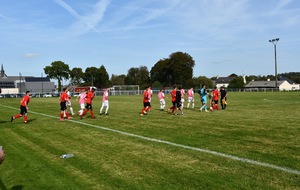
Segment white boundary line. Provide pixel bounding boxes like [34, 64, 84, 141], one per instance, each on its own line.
[3, 104, 300, 175]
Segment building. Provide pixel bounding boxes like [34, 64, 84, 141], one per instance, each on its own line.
[214, 77, 233, 89]
[0, 64, 55, 94]
[245, 80, 299, 91]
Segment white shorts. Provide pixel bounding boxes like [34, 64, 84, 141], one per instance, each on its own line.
[80, 103, 85, 109]
[159, 99, 166, 105]
[181, 98, 185, 103]
[102, 100, 109, 107]
[188, 97, 194, 103]
[66, 101, 72, 106]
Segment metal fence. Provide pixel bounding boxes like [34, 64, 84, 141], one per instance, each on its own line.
[1, 88, 299, 99]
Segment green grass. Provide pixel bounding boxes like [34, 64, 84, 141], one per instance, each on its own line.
[0, 92, 299, 190]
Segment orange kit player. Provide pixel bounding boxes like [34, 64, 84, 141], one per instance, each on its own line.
[59, 88, 71, 121]
[11, 91, 31, 123]
[140, 86, 151, 116]
[211, 87, 220, 111]
[80, 87, 96, 119]
[168, 86, 177, 114]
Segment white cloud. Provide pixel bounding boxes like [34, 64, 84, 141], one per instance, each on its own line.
[0, 14, 14, 22]
[54, 0, 110, 35]
[24, 53, 38, 58]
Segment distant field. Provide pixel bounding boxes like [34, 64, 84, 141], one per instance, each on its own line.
[0, 92, 299, 190]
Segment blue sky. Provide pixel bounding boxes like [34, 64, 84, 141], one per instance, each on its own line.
[1, 0, 300, 81]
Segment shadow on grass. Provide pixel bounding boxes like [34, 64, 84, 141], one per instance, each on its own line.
[0, 178, 24, 190]
[26, 118, 37, 124]
[10, 118, 37, 124]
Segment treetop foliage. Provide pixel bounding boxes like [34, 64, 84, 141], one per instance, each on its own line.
[43, 55, 299, 90]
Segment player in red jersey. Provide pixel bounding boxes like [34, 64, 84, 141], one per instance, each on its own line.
[210, 87, 220, 111]
[168, 86, 177, 114]
[140, 86, 151, 116]
[11, 91, 31, 123]
[59, 88, 71, 121]
[80, 87, 96, 119]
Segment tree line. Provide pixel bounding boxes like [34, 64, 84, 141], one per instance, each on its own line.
[44, 51, 300, 91]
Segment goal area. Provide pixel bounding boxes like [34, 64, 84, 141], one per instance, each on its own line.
[110, 85, 140, 95]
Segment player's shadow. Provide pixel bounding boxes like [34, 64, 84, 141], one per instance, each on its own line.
[0, 178, 24, 190]
[26, 118, 37, 123]
[0, 118, 37, 124]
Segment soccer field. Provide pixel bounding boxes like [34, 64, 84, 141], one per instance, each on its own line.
[0, 92, 299, 189]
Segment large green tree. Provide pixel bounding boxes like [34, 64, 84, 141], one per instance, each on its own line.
[150, 59, 170, 86]
[138, 66, 150, 86]
[70, 67, 84, 86]
[193, 76, 214, 89]
[97, 65, 110, 88]
[228, 76, 245, 89]
[83, 65, 110, 88]
[110, 74, 126, 85]
[125, 67, 139, 85]
[84, 67, 98, 86]
[44, 61, 70, 92]
[170, 52, 195, 85]
[150, 52, 195, 87]
[125, 66, 149, 87]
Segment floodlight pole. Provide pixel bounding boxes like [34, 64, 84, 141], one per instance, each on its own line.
[269, 38, 279, 89]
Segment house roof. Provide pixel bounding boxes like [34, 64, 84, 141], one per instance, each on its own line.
[0, 76, 25, 81]
[25, 77, 51, 82]
[214, 77, 233, 84]
[278, 76, 295, 84]
[245, 80, 285, 88]
[0, 76, 51, 82]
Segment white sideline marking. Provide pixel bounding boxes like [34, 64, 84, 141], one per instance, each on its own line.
[3, 105, 300, 175]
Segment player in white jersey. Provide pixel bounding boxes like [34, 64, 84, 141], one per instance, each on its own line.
[179, 86, 185, 110]
[147, 87, 153, 111]
[100, 88, 109, 115]
[65, 87, 74, 116]
[187, 88, 194, 109]
[158, 88, 166, 111]
[76, 89, 86, 115]
[148, 87, 153, 102]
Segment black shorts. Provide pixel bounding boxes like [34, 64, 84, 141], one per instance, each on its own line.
[20, 106, 27, 115]
[85, 103, 93, 110]
[214, 100, 218, 104]
[143, 102, 150, 108]
[176, 101, 181, 108]
[172, 101, 176, 107]
[60, 102, 67, 111]
[173, 101, 181, 108]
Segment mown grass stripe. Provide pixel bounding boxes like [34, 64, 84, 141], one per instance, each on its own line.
[3, 104, 300, 176]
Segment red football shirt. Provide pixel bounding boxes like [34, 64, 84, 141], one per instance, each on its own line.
[170, 89, 177, 102]
[86, 91, 94, 104]
[60, 92, 68, 102]
[21, 95, 30, 106]
[143, 90, 149, 103]
[213, 90, 219, 101]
